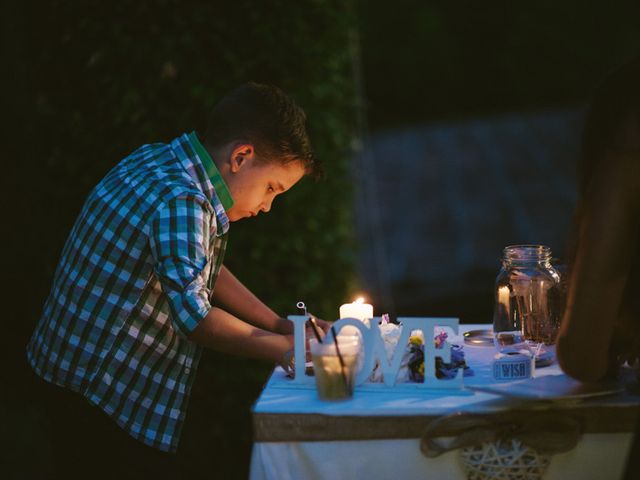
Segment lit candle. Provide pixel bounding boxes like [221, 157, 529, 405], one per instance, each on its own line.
[498, 286, 510, 309]
[339, 297, 373, 323]
[338, 297, 373, 338]
[497, 286, 511, 323]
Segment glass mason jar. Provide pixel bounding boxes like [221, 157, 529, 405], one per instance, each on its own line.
[492, 245, 563, 351]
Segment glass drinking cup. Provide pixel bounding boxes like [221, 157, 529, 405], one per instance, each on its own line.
[310, 336, 359, 401]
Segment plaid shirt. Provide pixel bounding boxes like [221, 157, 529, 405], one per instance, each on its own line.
[27, 132, 233, 452]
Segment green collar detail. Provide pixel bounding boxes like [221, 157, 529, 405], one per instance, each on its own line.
[188, 131, 234, 211]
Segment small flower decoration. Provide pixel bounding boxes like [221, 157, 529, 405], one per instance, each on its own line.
[407, 330, 473, 382]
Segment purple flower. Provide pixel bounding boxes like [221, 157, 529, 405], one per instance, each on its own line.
[407, 334, 473, 382]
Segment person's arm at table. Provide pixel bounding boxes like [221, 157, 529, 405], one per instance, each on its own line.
[212, 265, 331, 335]
[556, 151, 640, 382]
[187, 306, 294, 363]
[211, 265, 291, 333]
[148, 196, 317, 361]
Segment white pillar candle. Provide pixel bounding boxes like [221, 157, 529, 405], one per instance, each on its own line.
[339, 298, 374, 339]
[339, 297, 373, 322]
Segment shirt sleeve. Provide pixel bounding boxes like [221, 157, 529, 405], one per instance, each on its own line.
[149, 194, 215, 337]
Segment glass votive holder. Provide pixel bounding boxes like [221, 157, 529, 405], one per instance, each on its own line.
[310, 335, 359, 401]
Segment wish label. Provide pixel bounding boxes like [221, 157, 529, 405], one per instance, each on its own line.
[492, 352, 534, 380]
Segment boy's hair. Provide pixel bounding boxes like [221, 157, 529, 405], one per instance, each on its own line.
[204, 82, 321, 179]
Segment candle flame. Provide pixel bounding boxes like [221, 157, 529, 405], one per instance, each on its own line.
[354, 297, 365, 304]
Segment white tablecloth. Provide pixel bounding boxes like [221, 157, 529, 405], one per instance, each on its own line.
[250, 435, 632, 480]
[250, 324, 639, 480]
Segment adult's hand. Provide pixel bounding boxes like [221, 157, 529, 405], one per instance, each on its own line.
[611, 311, 640, 369]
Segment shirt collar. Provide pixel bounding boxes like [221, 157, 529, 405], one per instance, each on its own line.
[187, 131, 235, 212]
[171, 132, 234, 235]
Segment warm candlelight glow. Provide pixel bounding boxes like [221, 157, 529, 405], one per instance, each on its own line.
[498, 286, 510, 306]
[339, 297, 374, 324]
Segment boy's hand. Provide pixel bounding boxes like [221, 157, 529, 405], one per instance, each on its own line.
[274, 315, 332, 336]
[280, 334, 312, 378]
[280, 348, 296, 376]
[275, 317, 295, 335]
[310, 316, 332, 334]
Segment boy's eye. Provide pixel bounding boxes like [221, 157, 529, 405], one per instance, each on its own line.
[267, 185, 275, 193]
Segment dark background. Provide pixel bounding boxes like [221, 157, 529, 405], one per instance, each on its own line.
[355, 0, 640, 323]
[3, 0, 640, 478]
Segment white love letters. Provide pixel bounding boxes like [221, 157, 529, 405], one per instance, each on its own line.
[287, 316, 463, 389]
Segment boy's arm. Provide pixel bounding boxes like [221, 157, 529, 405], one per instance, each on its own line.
[211, 265, 294, 334]
[187, 306, 293, 363]
[212, 266, 332, 335]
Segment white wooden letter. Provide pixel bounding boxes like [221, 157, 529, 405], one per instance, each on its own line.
[287, 315, 314, 385]
[398, 317, 463, 389]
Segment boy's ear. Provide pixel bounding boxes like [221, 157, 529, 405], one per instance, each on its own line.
[230, 143, 255, 173]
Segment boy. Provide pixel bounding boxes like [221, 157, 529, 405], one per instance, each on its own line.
[27, 82, 327, 477]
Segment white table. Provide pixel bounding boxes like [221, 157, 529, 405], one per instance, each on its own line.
[250, 325, 640, 480]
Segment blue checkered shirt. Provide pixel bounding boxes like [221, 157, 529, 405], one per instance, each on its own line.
[27, 132, 233, 452]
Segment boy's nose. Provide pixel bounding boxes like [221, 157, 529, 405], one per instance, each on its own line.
[260, 199, 272, 213]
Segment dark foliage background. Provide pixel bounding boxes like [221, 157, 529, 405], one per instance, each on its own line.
[356, 0, 640, 320]
[359, 0, 640, 132]
[4, 0, 358, 478]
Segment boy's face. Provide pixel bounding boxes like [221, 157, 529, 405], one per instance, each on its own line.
[224, 154, 305, 222]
